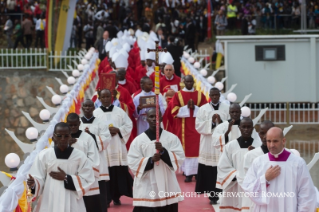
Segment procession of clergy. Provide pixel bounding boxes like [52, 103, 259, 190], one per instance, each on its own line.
[27, 29, 318, 212]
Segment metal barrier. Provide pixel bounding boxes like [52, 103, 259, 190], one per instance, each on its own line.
[246, 103, 319, 124]
[0, 49, 82, 71]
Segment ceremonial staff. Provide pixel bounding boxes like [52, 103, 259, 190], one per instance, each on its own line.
[147, 41, 167, 165]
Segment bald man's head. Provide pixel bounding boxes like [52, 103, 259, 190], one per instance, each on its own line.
[266, 127, 286, 155]
[259, 120, 275, 146]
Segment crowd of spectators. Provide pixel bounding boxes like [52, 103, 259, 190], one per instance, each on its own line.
[1, 0, 46, 49]
[1, 0, 316, 50]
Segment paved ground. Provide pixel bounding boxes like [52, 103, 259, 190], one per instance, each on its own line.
[108, 172, 216, 212]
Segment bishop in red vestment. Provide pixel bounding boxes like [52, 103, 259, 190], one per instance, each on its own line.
[171, 75, 207, 182]
[160, 64, 181, 94]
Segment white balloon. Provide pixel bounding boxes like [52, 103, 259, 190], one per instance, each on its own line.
[40, 109, 51, 121]
[227, 92, 237, 102]
[184, 52, 190, 59]
[241, 106, 251, 117]
[5, 153, 20, 169]
[188, 57, 195, 63]
[85, 54, 91, 60]
[77, 64, 84, 71]
[25, 127, 38, 141]
[60, 84, 69, 94]
[72, 70, 80, 77]
[207, 76, 216, 84]
[81, 59, 88, 65]
[51, 95, 62, 105]
[194, 62, 200, 69]
[215, 82, 224, 91]
[67, 76, 76, 85]
[200, 69, 208, 76]
[183, 51, 188, 58]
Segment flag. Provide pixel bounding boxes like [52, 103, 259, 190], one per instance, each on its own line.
[215, 40, 224, 69]
[45, 0, 53, 50]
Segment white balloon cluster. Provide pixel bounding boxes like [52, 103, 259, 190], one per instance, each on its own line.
[0, 51, 99, 212]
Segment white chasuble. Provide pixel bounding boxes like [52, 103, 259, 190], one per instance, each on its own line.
[93, 106, 133, 166]
[29, 148, 95, 212]
[242, 151, 317, 212]
[127, 130, 185, 207]
[195, 102, 229, 166]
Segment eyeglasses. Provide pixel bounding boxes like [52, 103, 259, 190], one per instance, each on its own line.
[54, 133, 71, 139]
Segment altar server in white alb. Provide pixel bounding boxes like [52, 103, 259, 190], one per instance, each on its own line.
[242, 127, 317, 212]
[195, 87, 229, 205]
[238, 120, 275, 212]
[80, 99, 112, 212]
[212, 103, 261, 153]
[217, 118, 261, 212]
[243, 120, 274, 174]
[66, 113, 102, 212]
[93, 89, 133, 206]
[27, 122, 95, 212]
[128, 108, 185, 212]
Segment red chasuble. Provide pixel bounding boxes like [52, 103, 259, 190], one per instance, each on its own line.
[160, 75, 181, 94]
[119, 80, 138, 95]
[150, 72, 165, 84]
[135, 65, 147, 87]
[116, 85, 137, 149]
[126, 66, 139, 89]
[98, 57, 109, 75]
[171, 90, 207, 157]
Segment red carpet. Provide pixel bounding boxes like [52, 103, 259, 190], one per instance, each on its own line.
[108, 172, 216, 212]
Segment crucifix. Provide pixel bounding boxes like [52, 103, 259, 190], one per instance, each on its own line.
[147, 41, 167, 165]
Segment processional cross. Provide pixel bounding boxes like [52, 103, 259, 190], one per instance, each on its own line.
[147, 41, 167, 165]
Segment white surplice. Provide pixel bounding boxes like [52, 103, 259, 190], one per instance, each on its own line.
[242, 153, 317, 212]
[195, 102, 230, 166]
[127, 130, 185, 207]
[93, 106, 133, 166]
[80, 118, 112, 181]
[133, 90, 166, 135]
[212, 121, 261, 153]
[217, 138, 261, 212]
[71, 132, 101, 196]
[29, 148, 95, 212]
